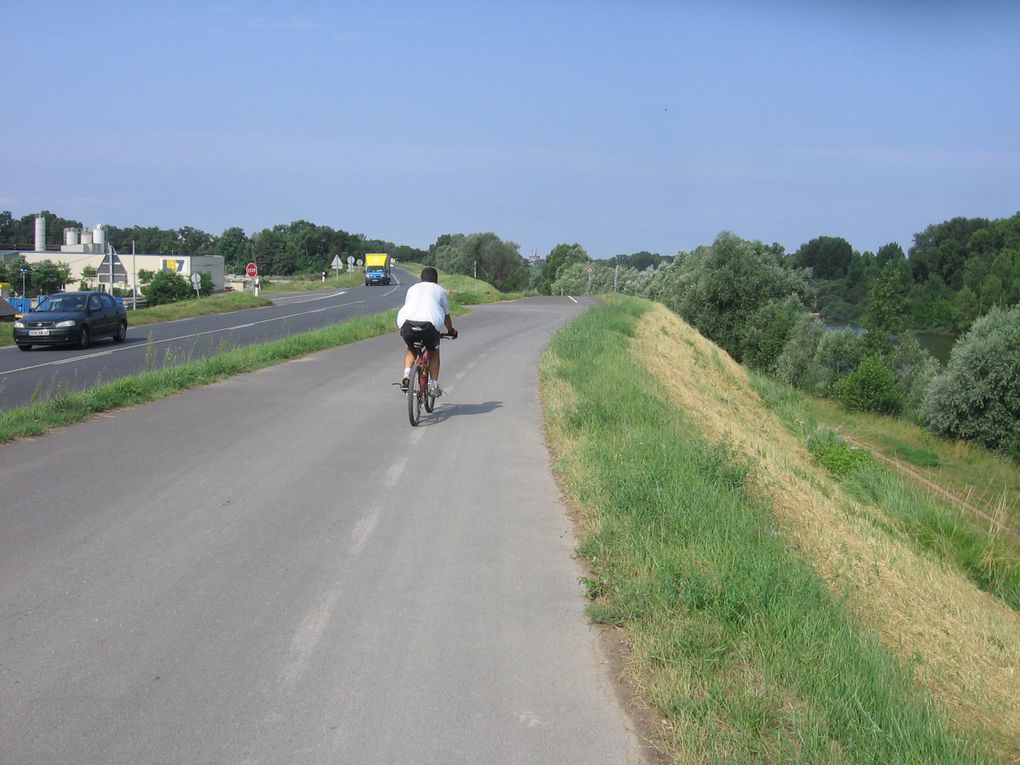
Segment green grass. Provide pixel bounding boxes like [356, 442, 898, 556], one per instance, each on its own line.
[753, 375, 1020, 613]
[542, 297, 990, 763]
[128, 292, 273, 325]
[0, 322, 11, 347]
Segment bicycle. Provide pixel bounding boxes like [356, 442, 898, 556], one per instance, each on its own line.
[404, 333, 455, 426]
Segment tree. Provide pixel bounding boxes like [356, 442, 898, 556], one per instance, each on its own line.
[740, 295, 804, 373]
[953, 286, 979, 330]
[214, 227, 249, 272]
[537, 243, 590, 295]
[890, 335, 939, 423]
[423, 232, 528, 291]
[831, 354, 902, 415]
[922, 305, 1020, 457]
[774, 313, 825, 390]
[80, 265, 98, 290]
[812, 329, 866, 395]
[143, 270, 193, 306]
[652, 232, 814, 363]
[793, 236, 854, 279]
[909, 216, 989, 286]
[875, 242, 906, 269]
[30, 260, 71, 296]
[862, 260, 911, 334]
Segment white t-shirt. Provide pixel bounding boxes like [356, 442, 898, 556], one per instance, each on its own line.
[396, 281, 450, 331]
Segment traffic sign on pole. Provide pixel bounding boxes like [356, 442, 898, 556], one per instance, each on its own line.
[246, 262, 258, 277]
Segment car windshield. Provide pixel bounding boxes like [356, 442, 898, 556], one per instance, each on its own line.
[36, 295, 86, 312]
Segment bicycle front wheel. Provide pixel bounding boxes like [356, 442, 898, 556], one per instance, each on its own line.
[407, 362, 422, 426]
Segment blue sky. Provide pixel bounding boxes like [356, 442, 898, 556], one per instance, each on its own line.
[4, 1, 1018, 260]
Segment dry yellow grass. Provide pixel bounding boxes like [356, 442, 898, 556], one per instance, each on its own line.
[632, 303, 1020, 760]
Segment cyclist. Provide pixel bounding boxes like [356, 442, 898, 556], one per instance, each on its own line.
[397, 267, 457, 396]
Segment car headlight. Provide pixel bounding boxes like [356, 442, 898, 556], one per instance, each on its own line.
[54, 319, 77, 328]
[13, 320, 25, 328]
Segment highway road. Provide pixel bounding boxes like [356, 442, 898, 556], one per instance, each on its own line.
[0, 273, 412, 412]
[0, 296, 650, 764]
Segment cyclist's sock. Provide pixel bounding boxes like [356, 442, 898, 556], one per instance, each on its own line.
[403, 367, 411, 377]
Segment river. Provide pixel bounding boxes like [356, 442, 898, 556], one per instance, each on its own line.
[825, 324, 957, 365]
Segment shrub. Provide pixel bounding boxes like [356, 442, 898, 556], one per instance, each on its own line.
[811, 328, 865, 395]
[142, 270, 193, 306]
[741, 295, 804, 373]
[830, 354, 903, 415]
[922, 305, 1020, 457]
[774, 313, 824, 389]
[890, 334, 940, 423]
[807, 426, 873, 476]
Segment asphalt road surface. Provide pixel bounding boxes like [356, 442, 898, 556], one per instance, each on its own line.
[0, 296, 650, 764]
[0, 274, 412, 412]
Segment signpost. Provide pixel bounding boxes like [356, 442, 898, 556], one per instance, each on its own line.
[246, 262, 259, 296]
[330, 255, 342, 280]
[586, 265, 594, 294]
[346, 255, 355, 273]
[190, 272, 202, 298]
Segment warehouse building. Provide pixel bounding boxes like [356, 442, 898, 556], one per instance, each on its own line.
[0, 215, 225, 295]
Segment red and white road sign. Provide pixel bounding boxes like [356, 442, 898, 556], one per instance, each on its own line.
[246, 262, 258, 277]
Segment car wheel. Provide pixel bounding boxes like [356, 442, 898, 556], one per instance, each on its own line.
[17, 343, 31, 351]
[114, 320, 127, 343]
[78, 326, 90, 349]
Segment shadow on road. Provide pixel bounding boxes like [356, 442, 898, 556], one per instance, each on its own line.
[421, 400, 503, 424]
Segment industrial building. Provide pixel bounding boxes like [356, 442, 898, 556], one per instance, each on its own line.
[0, 215, 225, 296]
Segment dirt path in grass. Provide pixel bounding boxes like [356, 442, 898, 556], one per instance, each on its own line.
[841, 434, 1020, 541]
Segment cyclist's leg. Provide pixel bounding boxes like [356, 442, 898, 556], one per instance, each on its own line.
[399, 323, 418, 390]
[429, 348, 440, 382]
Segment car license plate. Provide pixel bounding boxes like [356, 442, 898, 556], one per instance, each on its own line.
[29, 329, 50, 336]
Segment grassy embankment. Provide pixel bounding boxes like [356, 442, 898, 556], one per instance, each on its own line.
[0, 267, 499, 445]
[541, 295, 1019, 763]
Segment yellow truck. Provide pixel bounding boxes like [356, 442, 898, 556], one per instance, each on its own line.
[364, 253, 392, 286]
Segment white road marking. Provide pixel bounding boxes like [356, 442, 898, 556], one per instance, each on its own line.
[280, 587, 343, 687]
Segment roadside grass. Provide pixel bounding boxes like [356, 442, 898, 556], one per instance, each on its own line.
[127, 292, 273, 326]
[545, 296, 1020, 762]
[0, 323, 11, 347]
[753, 377, 1020, 613]
[260, 272, 363, 292]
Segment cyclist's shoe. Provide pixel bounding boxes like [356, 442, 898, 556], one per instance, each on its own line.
[427, 381, 443, 397]
[400, 377, 410, 392]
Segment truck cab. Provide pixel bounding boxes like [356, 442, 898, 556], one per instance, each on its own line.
[364, 253, 392, 286]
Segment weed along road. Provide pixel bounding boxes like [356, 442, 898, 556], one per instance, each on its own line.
[0, 278, 410, 412]
[0, 297, 650, 764]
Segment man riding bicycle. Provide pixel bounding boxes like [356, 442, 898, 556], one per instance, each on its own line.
[397, 267, 457, 396]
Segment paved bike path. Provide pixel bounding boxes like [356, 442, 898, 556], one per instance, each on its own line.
[0, 296, 651, 764]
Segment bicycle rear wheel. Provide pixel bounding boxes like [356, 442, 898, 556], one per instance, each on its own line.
[424, 384, 437, 413]
[407, 362, 422, 426]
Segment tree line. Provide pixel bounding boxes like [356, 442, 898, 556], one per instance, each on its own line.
[533, 228, 1017, 459]
[3, 208, 1016, 457]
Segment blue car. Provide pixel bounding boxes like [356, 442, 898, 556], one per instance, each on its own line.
[14, 291, 128, 351]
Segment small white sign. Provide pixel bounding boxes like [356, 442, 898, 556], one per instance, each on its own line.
[330, 255, 342, 269]
[190, 273, 202, 286]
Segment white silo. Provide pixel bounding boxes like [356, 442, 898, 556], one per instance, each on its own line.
[34, 215, 46, 251]
[81, 228, 94, 245]
[65, 227, 80, 246]
[94, 224, 106, 246]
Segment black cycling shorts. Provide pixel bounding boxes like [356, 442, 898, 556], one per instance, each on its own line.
[400, 320, 442, 351]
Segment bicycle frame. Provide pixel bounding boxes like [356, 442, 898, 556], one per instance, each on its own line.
[406, 341, 436, 426]
[404, 333, 454, 426]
